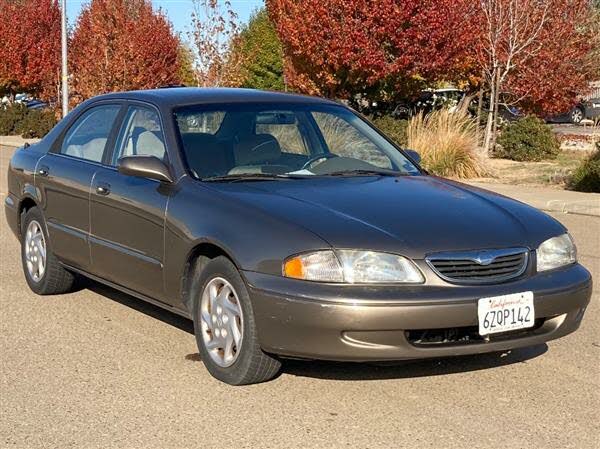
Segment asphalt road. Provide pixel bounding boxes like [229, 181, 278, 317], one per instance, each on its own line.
[1, 207, 599, 448]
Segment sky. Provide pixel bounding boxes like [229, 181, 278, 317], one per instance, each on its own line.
[66, 0, 265, 37]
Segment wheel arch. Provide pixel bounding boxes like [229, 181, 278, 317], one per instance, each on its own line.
[17, 196, 38, 236]
[180, 241, 241, 313]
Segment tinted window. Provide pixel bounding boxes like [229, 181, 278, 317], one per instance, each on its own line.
[112, 106, 166, 165]
[61, 105, 121, 162]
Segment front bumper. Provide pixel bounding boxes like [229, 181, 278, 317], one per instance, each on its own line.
[244, 264, 592, 361]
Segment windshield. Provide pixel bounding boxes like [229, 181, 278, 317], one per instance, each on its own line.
[173, 103, 420, 180]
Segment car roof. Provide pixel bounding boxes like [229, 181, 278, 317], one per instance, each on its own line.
[91, 87, 341, 108]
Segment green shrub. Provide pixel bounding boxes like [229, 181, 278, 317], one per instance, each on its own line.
[0, 104, 57, 138]
[495, 116, 560, 162]
[370, 115, 408, 147]
[569, 145, 600, 193]
[0, 103, 28, 135]
[15, 108, 57, 138]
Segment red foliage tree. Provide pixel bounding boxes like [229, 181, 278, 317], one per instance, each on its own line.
[473, 0, 598, 152]
[69, 0, 181, 103]
[500, 0, 598, 115]
[266, 0, 480, 99]
[0, 0, 61, 101]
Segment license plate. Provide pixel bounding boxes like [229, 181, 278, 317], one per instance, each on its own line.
[478, 291, 534, 336]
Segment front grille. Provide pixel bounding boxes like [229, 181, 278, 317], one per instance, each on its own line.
[426, 248, 528, 284]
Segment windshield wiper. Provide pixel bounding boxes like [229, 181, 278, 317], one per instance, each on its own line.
[201, 173, 309, 182]
[325, 169, 406, 177]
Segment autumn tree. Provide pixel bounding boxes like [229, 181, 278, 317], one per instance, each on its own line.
[0, 0, 61, 101]
[178, 43, 198, 87]
[189, 0, 245, 87]
[266, 0, 480, 100]
[226, 8, 285, 91]
[475, 0, 598, 153]
[69, 0, 181, 103]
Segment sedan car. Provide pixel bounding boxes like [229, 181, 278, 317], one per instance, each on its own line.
[548, 98, 600, 124]
[392, 88, 466, 118]
[5, 88, 592, 385]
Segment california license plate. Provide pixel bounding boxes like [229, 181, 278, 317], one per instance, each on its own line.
[478, 291, 534, 336]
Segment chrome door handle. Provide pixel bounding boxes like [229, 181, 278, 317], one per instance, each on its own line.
[96, 183, 111, 196]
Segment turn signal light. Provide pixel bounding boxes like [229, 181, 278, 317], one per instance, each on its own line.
[283, 257, 305, 279]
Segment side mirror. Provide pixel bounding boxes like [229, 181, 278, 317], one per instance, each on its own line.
[118, 155, 174, 183]
[404, 149, 421, 164]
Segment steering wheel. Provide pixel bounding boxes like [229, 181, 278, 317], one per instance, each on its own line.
[302, 153, 338, 170]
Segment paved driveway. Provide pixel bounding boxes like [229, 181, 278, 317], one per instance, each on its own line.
[1, 188, 598, 449]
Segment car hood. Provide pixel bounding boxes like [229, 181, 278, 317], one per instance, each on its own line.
[211, 176, 566, 258]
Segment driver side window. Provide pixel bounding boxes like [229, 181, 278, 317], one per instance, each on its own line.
[112, 106, 166, 165]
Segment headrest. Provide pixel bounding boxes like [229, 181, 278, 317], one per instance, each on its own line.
[234, 134, 281, 165]
[136, 131, 165, 159]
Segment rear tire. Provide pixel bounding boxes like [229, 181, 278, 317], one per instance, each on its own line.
[570, 107, 584, 124]
[191, 256, 281, 385]
[21, 207, 75, 295]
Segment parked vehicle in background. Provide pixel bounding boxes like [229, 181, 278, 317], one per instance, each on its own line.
[13, 93, 49, 110]
[548, 98, 600, 124]
[391, 89, 522, 125]
[5, 88, 592, 385]
[392, 88, 465, 118]
[475, 94, 523, 125]
[23, 99, 49, 110]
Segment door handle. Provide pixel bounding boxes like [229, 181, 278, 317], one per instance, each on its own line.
[37, 165, 49, 177]
[96, 183, 111, 196]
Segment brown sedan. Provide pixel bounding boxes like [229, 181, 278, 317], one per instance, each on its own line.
[5, 88, 592, 384]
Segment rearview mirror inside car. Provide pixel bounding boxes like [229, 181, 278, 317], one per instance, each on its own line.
[255, 111, 296, 125]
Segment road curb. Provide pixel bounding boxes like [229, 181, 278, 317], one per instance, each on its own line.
[0, 136, 40, 147]
[467, 182, 600, 218]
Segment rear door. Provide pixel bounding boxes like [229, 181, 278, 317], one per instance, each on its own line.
[36, 103, 122, 270]
[89, 103, 171, 300]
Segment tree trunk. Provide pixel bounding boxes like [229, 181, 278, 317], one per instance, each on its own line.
[483, 70, 496, 155]
[476, 82, 484, 146]
[491, 69, 501, 152]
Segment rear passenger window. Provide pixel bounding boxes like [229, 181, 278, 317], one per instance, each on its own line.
[60, 105, 121, 163]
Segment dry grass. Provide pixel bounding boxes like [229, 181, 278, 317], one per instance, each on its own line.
[473, 151, 590, 188]
[407, 109, 486, 179]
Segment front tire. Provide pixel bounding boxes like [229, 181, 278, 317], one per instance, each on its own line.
[191, 256, 281, 385]
[21, 207, 75, 295]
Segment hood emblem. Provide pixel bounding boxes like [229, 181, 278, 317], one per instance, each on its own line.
[472, 251, 496, 265]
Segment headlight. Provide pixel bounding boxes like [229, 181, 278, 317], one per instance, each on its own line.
[537, 234, 577, 272]
[283, 250, 424, 283]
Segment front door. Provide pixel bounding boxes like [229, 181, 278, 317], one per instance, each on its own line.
[89, 104, 170, 300]
[36, 104, 122, 270]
